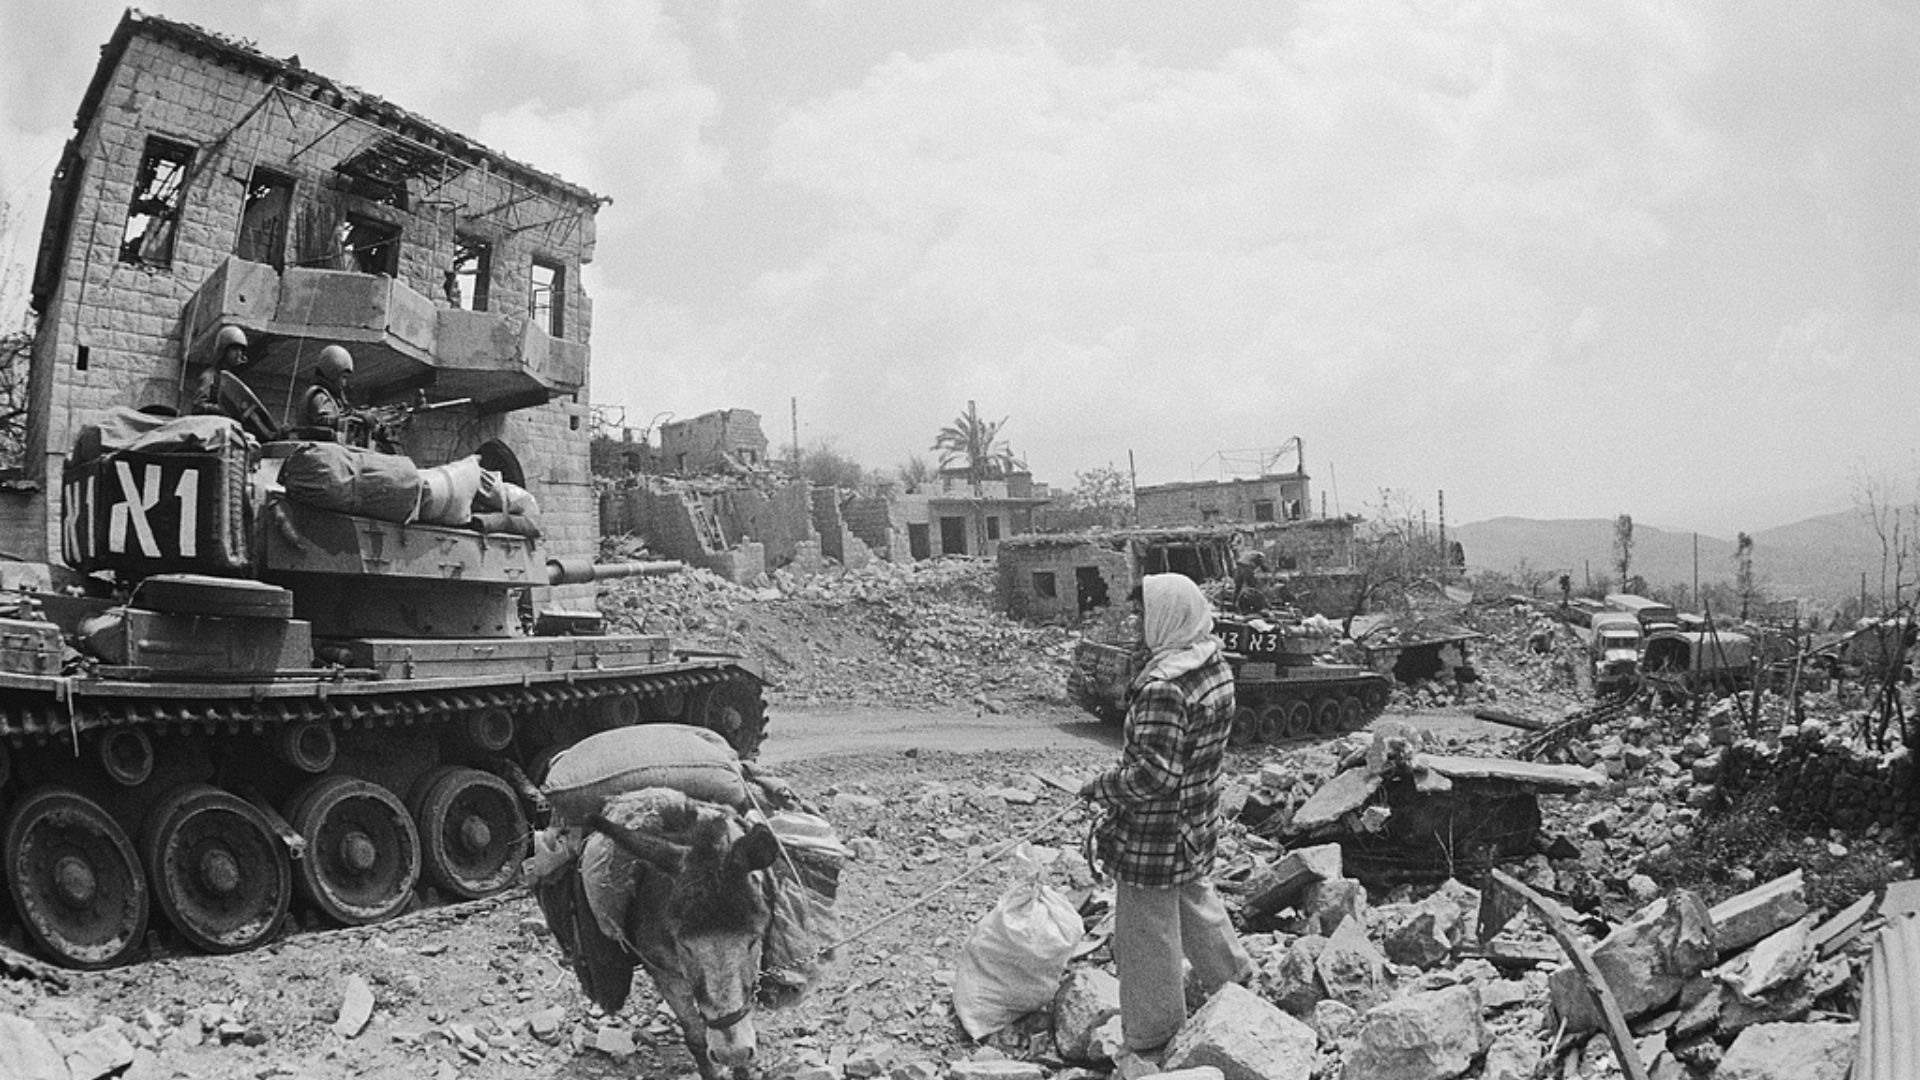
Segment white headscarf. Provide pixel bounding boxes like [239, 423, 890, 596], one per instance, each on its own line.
[1137, 573, 1221, 682]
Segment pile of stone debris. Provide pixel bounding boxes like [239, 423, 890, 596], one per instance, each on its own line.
[595, 556, 1077, 710]
[936, 747, 1899, 1080]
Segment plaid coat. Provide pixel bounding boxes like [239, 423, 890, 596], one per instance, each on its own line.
[1081, 646, 1236, 887]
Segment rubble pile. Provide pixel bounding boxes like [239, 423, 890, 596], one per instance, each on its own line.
[597, 558, 1077, 710]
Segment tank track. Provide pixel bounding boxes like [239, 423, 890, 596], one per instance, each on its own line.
[0, 665, 767, 969]
[1226, 671, 1394, 746]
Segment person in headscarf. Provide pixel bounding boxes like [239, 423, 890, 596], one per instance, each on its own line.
[1079, 573, 1252, 1057]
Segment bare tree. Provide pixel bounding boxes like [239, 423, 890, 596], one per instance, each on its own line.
[895, 454, 931, 493]
[0, 326, 29, 471]
[1613, 513, 1634, 591]
[1855, 471, 1918, 749]
[1734, 531, 1755, 620]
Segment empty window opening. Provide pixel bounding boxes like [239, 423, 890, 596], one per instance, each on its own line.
[1032, 571, 1057, 599]
[121, 137, 194, 266]
[447, 235, 491, 311]
[907, 523, 931, 561]
[1254, 499, 1275, 522]
[236, 168, 293, 268]
[531, 258, 565, 337]
[986, 516, 1002, 540]
[341, 216, 401, 275]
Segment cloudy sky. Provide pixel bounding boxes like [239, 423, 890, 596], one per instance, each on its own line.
[2, 1, 1915, 536]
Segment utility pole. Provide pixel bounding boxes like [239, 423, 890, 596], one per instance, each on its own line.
[790, 397, 799, 469]
[1438, 490, 1447, 574]
[1692, 533, 1699, 609]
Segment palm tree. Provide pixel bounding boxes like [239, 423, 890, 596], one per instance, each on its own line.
[931, 401, 1023, 488]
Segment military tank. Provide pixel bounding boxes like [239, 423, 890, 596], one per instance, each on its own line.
[1066, 610, 1391, 744]
[0, 410, 767, 969]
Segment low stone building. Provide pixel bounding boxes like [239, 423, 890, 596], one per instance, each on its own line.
[996, 517, 1359, 622]
[657, 409, 771, 474]
[846, 473, 1050, 561]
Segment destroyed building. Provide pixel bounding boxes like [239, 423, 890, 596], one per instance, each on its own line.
[657, 409, 770, 473]
[844, 470, 1050, 562]
[997, 517, 1360, 621]
[1134, 468, 1312, 526]
[599, 407, 871, 581]
[8, 10, 602, 583]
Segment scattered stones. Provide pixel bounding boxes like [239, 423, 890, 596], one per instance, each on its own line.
[1548, 891, 1715, 1033]
[1316, 918, 1389, 1012]
[1162, 984, 1318, 1080]
[333, 975, 375, 1039]
[1051, 968, 1121, 1062]
[1341, 985, 1486, 1080]
[1716, 1021, 1859, 1080]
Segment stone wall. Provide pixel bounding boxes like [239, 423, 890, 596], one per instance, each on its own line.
[1718, 722, 1920, 834]
[25, 17, 597, 568]
[844, 495, 899, 560]
[721, 480, 816, 568]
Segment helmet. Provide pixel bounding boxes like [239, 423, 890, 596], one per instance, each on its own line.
[215, 325, 248, 351]
[316, 345, 354, 383]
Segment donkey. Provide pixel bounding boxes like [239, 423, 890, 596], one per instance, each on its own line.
[576, 788, 782, 1080]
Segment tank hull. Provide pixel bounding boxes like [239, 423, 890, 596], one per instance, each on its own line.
[0, 624, 765, 969]
[1066, 638, 1390, 743]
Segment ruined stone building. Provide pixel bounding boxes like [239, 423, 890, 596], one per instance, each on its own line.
[7, 11, 602, 575]
[657, 409, 770, 474]
[997, 517, 1360, 622]
[599, 416, 1050, 581]
[1134, 470, 1312, 527]
[844, 471, 1049, 562]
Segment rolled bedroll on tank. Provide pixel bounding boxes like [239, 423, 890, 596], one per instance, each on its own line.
[0, 412, 770, 969]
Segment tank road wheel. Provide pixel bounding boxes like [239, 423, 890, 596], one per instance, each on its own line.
[1311, 696, 1343, 735]
[3, 788, 149, 969]
[409, 767, 528, 900]
[1229, 706, 1257, 747]
[685, 679, 768, 760]
[1340, 695, 1364, 731]
[1255, 704, 1288, 743]
[1367, 683, 1391, 714]
[289, 777, 420, 926]
[1283, 700, 1314, 739]
[142, 785, 290, 954]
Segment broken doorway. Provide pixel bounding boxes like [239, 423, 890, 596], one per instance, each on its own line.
[938, 516, 967, 556]
[1076, 567, 1110, 614]
[908, 523, 931, 560]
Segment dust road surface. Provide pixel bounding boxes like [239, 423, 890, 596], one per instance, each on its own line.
[755, 701, 1516, 767]
[758, 701, 1121, 766]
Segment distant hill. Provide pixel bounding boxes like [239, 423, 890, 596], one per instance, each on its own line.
[1454, 510, 1891, 607]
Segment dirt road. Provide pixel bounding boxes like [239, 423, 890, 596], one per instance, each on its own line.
[757, 701, 1121, 766]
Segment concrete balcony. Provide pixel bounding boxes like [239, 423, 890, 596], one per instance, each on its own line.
[181, 255, 584, 414]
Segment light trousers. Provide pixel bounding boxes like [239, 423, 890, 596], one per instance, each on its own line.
[1112, 878, 1252, 1052]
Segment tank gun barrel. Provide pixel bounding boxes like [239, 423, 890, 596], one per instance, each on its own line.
[545, 557, 684, 586]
